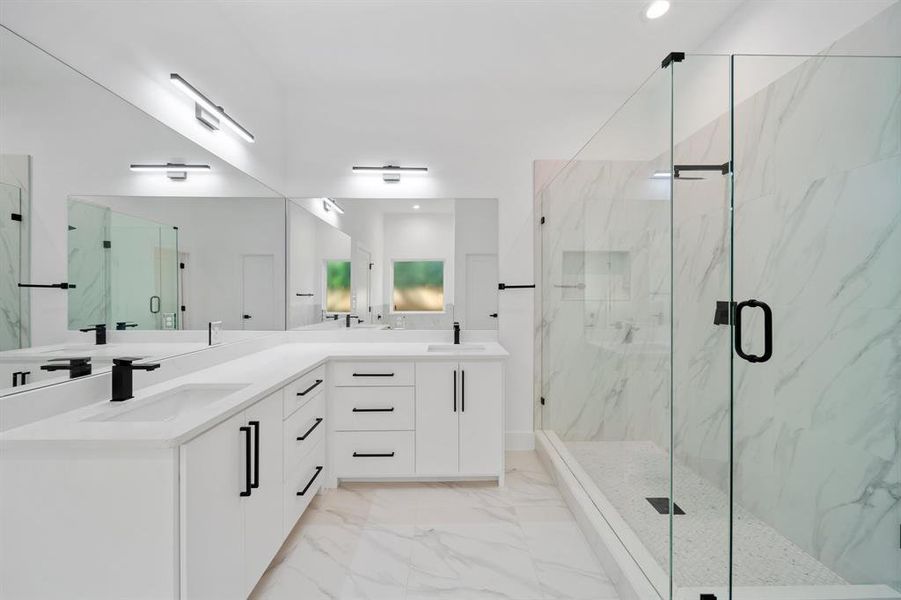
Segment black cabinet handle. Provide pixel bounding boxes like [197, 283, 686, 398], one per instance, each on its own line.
[489, 313, 498, 318]
[352, 407, 395, 413]
[453, 369, 457, 412]
[461, 370, 466, 412]
[734, 299, 773, 363]
[297, 417, 323, 441]
[249, 421, 260, 489]
[352, 372, 394, 377]
[297, 466, 324, 496]
[18, 282, 75, 289]
[243, 314, 252, 319]
[296, 379, 323, 396]
[240, 426, 252, 497]
[295, 293, 315, 297]
[353, 452, 395, 458]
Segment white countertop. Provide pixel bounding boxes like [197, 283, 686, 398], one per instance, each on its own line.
[0, 342, 507, 450]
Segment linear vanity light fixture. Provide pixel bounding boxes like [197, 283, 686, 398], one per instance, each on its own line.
[170, 73, 255, 143]
[129, 163, 211, 181]
[321, 197, 345, 214]
[352, 165, 428, 183]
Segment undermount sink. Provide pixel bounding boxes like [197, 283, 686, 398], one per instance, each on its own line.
[427, 343, 487, 353]
[85, 383, 249, 423]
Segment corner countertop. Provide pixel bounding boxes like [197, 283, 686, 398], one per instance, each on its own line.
[0, 342, 507, 450]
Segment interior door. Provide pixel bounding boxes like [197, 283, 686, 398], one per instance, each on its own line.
[729, 54, 901, 594]
[465, 253, 498, 329]
[415, 361, 459, 474]
[242, 254, 275, 330]
[458, 361, 503, 474]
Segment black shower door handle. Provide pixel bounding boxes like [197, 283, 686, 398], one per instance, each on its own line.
[734, 299, 773, 363]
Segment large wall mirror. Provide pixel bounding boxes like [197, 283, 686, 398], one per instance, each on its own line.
[0, 25, 285, 396]
[287, 197, 499, 331]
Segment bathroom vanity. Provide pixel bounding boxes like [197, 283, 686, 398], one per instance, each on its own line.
[0, 341, 506, 599]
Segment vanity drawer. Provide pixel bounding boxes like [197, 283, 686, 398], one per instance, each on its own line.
[283, 393, 325, 475]
[333, 431, 414, 478]
[332, 387, 414, 431]
[332, 362, 414, 387]
[284, 439, 326, 534]
[283, 365, 326, 418]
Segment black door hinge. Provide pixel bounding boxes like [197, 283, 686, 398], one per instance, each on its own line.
[540, 216, 545, 225]
[11, 213, 22, 221]
[180, 305, 186, 312]
[102, 240, 111, 249]
[179, 262, 185, 269]
[540, 396, 546, 406]
[699, 594, 717, 600]
[369, 262, 373, 270]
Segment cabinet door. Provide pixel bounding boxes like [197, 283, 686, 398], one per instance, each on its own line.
[458, 361, 503, 475]
[243, 392, 285, 594]
[415, 361, 459, 474]
[180, 412, 246, 600]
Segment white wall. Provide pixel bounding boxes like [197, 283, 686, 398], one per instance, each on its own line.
[81, 196, 286, 331]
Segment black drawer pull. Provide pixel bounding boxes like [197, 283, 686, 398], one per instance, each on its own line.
[296, 379, 323, 396]
[296, 466, 324, 496]
[249, 421, 260, 489]
[352, 407, 395, 413]
[353, 451, 395, 458]
[239, 426, 252, 497]
[352, 372, 394, 377]
[296, 417, 324, 441]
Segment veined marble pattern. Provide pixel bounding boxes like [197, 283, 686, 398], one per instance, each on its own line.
[0, 154, 30, 352]
[250, 452, 620, 600]
[537, 45, 901, 590]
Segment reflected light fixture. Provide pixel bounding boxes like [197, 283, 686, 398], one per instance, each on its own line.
[650, 170, 672, 179]
[412, 204, 421, 210]
[130, 162, 211, 181]
[170, 73, 255, 143]
[645, 0, 670, 19]
[321, 197, 345, 214]
[352, 165, 428, 183]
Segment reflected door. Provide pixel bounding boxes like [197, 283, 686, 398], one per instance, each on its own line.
[464, 253, 498, 330]
[242, 254, 275, 330]
[730, 54, 901, 595]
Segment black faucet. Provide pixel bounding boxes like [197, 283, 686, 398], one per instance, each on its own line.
[453, 321, 461, 345]
[345, 314, 360, 328]
[40, 357, 92, 379]
[111, 358, 160, 402]
[116, 321, 139, 331]
[79, 324, 107, 345]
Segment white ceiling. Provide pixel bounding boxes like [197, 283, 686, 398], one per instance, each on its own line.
[0, 0, 892, 199]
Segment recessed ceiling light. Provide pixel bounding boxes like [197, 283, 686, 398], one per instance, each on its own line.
[645, 0, 670, 19]
[412, 204, 420, 210]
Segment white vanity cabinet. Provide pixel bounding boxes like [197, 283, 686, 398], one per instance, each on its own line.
[415, 361, 504, 476]
[180, 390, 284, 599]
[330, 358, 504, 481]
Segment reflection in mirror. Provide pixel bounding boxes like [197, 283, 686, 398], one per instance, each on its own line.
[0, 25, 285, 397]
[287, 197, 499, 331]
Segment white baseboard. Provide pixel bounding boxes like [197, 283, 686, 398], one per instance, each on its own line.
[505, 430, 535, 451]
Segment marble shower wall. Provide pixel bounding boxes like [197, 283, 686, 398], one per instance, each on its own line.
[0, 155, 30, 351]
[539, 52, 900, 588]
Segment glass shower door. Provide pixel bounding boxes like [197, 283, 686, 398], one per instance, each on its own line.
[0, 182, 23, 350]
[730, 54, 901, 596]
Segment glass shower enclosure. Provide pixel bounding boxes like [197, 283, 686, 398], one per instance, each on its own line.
[538, 52, 900, 599]
[68, 199, 179, 331]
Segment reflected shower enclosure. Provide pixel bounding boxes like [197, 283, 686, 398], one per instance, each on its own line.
[538, 51, 901, 599]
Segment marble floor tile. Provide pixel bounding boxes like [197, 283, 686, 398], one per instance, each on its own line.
[251, 452, 621, 600]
